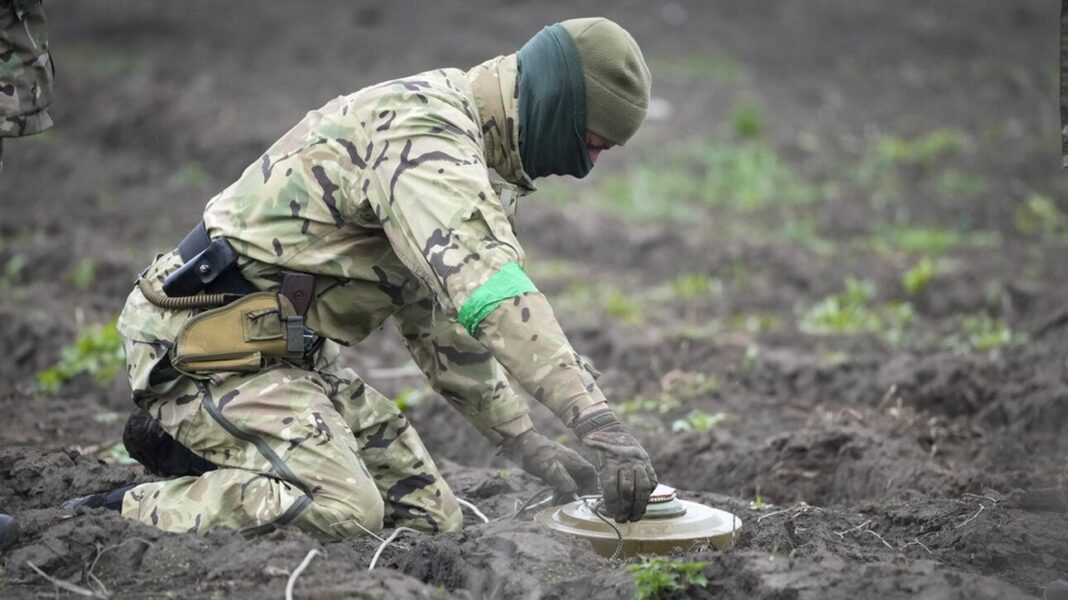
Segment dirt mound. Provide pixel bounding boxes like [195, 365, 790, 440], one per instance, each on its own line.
[4, 509, 452, 599]
[0, 448, 140, 513]
[655, 421, 960, 506]
[875, 353, 1000, 418]
[396, 520, 628, 599]
[704, 551, 1034, 600]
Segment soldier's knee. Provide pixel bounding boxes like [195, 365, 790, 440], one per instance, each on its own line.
[298, 486, 384, 541]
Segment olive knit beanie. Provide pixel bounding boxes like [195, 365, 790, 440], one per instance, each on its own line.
[560, 17, 651, 146]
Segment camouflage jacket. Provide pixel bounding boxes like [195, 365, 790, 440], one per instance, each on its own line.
[120, 55, 606, 444]
[0, 0, 53, 138]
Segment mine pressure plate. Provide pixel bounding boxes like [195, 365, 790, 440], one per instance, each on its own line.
[535, 484, 741, 558]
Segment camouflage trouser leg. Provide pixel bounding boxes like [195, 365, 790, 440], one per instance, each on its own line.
[121, 342, 460, 540]
[311, 341, 462, 533]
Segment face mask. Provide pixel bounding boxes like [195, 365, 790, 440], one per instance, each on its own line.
[516, 24, 592, 180]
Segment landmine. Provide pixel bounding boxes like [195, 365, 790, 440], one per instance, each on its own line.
[536, 484, 741, 558]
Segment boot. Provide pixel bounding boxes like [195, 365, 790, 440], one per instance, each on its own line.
[62, 483, 139, 513]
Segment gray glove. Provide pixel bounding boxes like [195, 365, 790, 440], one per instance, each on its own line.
[500, 428, 599, 501]
[572, 410, 658, 523]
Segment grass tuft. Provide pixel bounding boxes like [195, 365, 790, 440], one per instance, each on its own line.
[627, 557, 710, 600]
[37, 319, 125, 393]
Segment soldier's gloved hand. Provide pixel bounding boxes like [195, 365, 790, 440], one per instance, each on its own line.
[500, 428, 599, 502]
[571, 409, 657, 523]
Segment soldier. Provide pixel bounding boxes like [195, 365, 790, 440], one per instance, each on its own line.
[69, 17, 658, 541]
[0, 0, 52, 550]
[0, 0, 53, 175]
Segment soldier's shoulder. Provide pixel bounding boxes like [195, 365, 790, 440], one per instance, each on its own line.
[359, 68, 473, 116]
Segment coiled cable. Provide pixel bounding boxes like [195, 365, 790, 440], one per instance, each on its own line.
[137, 277, 235, 309]
[582, 496, 624, 560]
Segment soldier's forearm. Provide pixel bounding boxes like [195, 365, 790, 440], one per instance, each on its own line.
[393, 299, 536, 446]
[478, 292, 605, 426]
[440, 391, 534, 445]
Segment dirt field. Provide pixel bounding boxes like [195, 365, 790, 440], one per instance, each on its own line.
[1, 0, 1066, 598]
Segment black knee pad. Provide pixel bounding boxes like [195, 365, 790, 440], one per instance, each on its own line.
[123, 410, 218, 477]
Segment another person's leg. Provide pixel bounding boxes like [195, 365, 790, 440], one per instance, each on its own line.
[123, 362, 385, 541]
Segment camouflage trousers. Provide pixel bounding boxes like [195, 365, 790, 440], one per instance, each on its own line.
[120, 340, 462, 541]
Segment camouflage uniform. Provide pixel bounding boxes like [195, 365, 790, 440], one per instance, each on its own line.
[118, 54, 607, 540]
[0, 0, 53, 173]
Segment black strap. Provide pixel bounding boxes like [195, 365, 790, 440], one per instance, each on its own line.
[163, 222, 258, 297]
[176, 221, 210, 262]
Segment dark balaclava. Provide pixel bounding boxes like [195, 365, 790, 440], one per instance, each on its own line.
[516, 18, 652, 180]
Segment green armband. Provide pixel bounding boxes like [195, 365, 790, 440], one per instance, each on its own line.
[458, 263, 538, 335]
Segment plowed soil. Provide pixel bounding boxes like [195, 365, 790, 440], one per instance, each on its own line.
[1, 1, 1065, 598]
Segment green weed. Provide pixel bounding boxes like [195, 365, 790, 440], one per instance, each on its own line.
[1015, 193, 1068, 240]
[618, 396, 681, 416]
[67, 259, 98, 290]
[855, 129, 968, 208]
[627, 556, 710, 600]
[799, 278, 880, 335]
[902, 256, 935, 295]
[583, 140, 815, 219]
[871, 225, 1000, 255]
[799, 278, 914, 344]
[696, 143, 815, 211]
[749, 495, 770, 511]
[394, 387, 431, 412]
[603, 289, 645, 325]
[776, 217, 835, 255]
[742, 343, 761, 368]
[875, 129, 967, 167]
[943, 312, 1021, 357]
[672, 320, 725, 342]
[620, 372, 719, 430]
[731, 313, 782, 334]
[37, 319, 125, 393]
[668, 273, 718, 300]
[879, 302, 916, 347]
[93, 411, 122, 424]
[671, 410, 727, 433]
[663, 372, 720, 399]
[0, 253, 27, 289]
[731, 101, 763, 139]
[175, 162, 208, 189]
[932, 169, 986, 204]
[557, 283, 645, 325]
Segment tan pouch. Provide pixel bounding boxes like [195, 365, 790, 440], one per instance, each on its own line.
[171, 292, 303, 374]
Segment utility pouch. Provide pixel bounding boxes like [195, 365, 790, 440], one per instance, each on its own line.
[171, 292, 304, 374]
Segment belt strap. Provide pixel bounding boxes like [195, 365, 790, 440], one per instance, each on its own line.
[176, 221, 210, 263]
[163, 222, 258, 297]
[164, 222, 316, 319]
